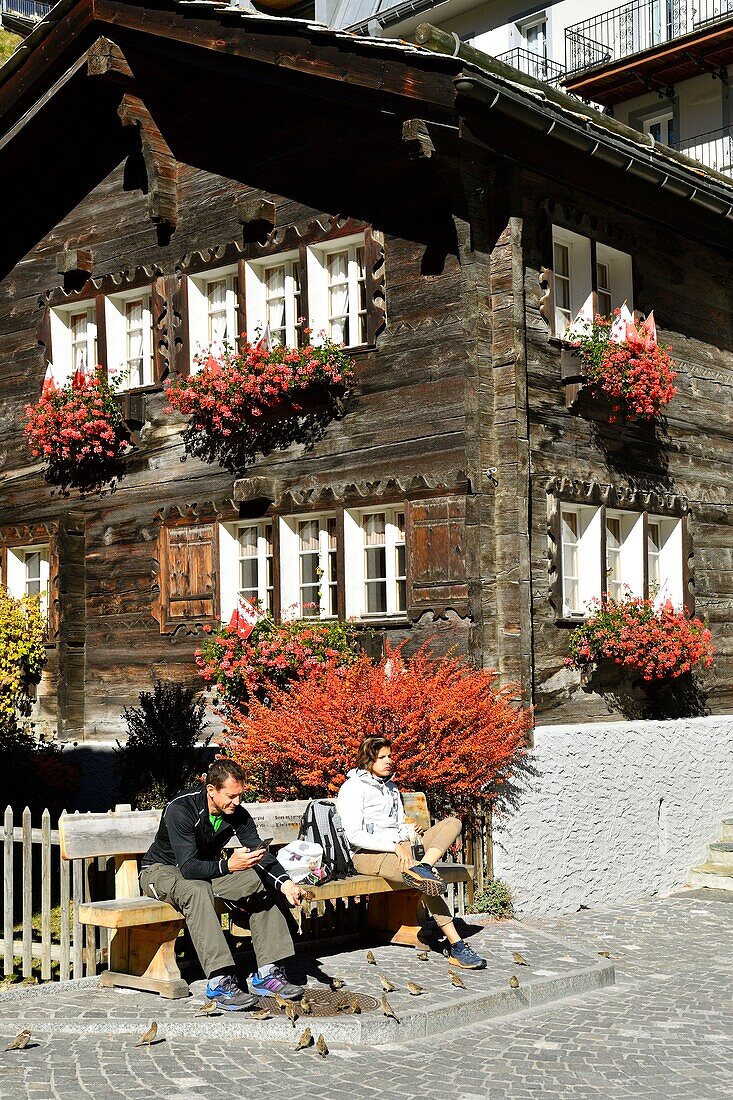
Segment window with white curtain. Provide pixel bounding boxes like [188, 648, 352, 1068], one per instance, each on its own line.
[49, 300, 97, 385]
[5, 545, 50, 621]
[279, 513, 338, 620]
[187, 266, 239, 366]
[245, 252, 301, 349]
[307, 234, 368, 347]
[105, 290, 154, 390]
[552, 226, 633, 335]
[342, 507, 407, 620]
[218, 521, 274, 621]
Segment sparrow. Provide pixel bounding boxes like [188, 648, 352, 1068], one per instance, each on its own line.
[316, 1034, 329, 1057]
[378, 974, 396, 992]
[366, 950, 377, 965]
[295, 1027, 313, 1051]
[509, 975, 520, 989]
[349, 994, 361, 1015]
[196, 999, 220, 1016]
[274, 994, 289, 1012]
[4, 1029, 31, 1051]
[251, 1009, 272, 1021]
[335, 994, 351, 1012]
[380, 994, 400, 1023]
[416, 951, 429, 961]
[135, 1022, 158, 1047]
[449, 970, 466, 989]
[406, 981, 423, 996]
[512, 952, 529, 966]
[300, 993, 312, 1015]
[329, 977, 346, 990]
[597, 950, 611, 958]
[285, 1000, 299, 1028]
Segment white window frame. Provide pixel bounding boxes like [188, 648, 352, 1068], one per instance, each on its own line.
[187, 264, 239, 368]
[518, 13, 548, 77]
[219, 521, 274, 622]
[6, 544, 50, 622]
[307, 233, 367, 348]
[647, 515, 683, 609]
[596, 242, 634, 316]
[552, 227, 592, 334]
[279, 512, 338, 620]
[643, 110, 674, 146]
[105, 288, 154, 391]
[344, 507, 407, 620]
[49, 300, 97, 386]
[244, 251, 301, 349]
[559, 504, 602, 618]
[605, 509, 645, 602]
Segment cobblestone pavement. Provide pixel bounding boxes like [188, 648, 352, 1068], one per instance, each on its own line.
[0, 890, 730, 1100]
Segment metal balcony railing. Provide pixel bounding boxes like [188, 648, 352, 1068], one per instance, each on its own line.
[565, 1, 733, 77]
[496, 47, 566, 84]
[1, 0, 50, 22]
[672, 124, 733, 176]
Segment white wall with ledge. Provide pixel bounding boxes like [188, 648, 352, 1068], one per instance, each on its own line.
[492, 716, 733, 916]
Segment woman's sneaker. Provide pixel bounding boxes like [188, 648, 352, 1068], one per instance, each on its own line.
[249, 965, 304, 1000]
[402, 864, 448, 897]
[448, 940, 487, 969]
[205, 974, 259, 1011]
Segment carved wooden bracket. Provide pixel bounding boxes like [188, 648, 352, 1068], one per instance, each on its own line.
[401, 118, 435, 159]
[237, 197, 277, 242]
[87, 37, 134, 81]
[56, 248, 93, 277]
[118, 93, 179, 235]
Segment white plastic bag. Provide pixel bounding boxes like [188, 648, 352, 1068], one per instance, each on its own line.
[277, 839, 324, 883]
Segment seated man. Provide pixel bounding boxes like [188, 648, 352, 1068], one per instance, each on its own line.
[140, 759, 304, 1009]
[337, 735, 486, 969]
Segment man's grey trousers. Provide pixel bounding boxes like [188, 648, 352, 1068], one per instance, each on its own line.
[140, 863, 294, 978]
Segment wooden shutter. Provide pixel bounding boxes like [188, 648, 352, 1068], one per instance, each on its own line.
[156, 523, 218, 631]
[407, 496, 468, 616]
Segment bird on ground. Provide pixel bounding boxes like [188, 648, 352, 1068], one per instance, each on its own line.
[196, 999, 220, 1016]
[335, 994, 351, 1012]
[285, 1000, 299, 1028]
[366, 950, 377, 965]
[406, 981, 423, 996]
[380, 995, 400, 1023]
[316, 1034, 329, 1057]
[329, 977, 346, 990]
[597, 950, 611, 958]
[378, 974, 396, 992]
[512, 952, 529, 966]
[300, 993, 312, 1015]
[509, 975, 520, 989]
[274, 994, 289, 1012]
[135, 1022, 158, 1047]
[251, 1009, 272, 1021]
[449, 970, 466, 989]
[349, 994, 361, 1015]
[4, 1030, 31, 1052]
[295, 1027, 313, 1051]
[416, 951, 429, 961]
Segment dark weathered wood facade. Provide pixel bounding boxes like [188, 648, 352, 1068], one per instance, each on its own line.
[0, 0, 731, 738]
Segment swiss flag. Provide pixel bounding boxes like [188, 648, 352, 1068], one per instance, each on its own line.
[228, 596, 265, 640]
[41, 363, 57, 397]
[254, 325, 272, 352]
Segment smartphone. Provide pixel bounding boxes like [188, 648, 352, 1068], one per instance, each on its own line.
[257, 836, 274, 850]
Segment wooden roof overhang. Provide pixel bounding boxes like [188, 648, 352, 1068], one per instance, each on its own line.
[563, 17, 733, 107]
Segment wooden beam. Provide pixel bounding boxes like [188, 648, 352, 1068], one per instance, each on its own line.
[117, 93, 178, 234]
[56, 247, 94, 276]
[402, 118, 435, 159]
[86, 36, 134, 81]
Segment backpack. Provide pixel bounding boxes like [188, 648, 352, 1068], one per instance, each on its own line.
[298, 799, 356, 883]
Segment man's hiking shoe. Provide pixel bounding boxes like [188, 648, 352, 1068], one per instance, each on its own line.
[402, 864, 448, 897]
[249, 966, 304, 1000]
[448, 940, 487, 970]
[205, 975, 259, 1011]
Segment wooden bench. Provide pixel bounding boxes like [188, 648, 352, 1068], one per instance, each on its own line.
[59, 794, 473, 999]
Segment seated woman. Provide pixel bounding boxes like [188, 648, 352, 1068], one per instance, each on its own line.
[337, 735, 486, 969]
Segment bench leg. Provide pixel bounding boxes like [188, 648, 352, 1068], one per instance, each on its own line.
[100, 920, 189, 999]
[367, 890, 424, 947]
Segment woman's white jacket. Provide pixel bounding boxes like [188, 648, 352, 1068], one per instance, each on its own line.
[337, 768, 410, 853]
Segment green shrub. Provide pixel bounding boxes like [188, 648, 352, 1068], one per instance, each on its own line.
[466, 879, 515, 919]
[116, 681, 212, 809]
[0, 724, 78, 820]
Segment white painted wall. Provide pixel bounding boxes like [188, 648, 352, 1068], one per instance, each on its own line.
[492, 716, 733, 916]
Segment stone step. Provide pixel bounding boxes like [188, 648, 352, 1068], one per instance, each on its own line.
[688, 862, 733, 891]
[708, 843, 733, 866]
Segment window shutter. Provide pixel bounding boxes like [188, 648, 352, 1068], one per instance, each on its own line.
[406, 496, 468, 616]
[155, 523, 218, 631]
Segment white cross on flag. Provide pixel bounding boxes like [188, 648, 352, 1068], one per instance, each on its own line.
[228, 596, 265, 640]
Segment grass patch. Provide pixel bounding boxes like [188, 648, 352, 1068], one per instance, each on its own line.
[0, 30, 21, 66]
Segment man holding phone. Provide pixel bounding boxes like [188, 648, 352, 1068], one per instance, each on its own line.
[140, 759, 305, 1010]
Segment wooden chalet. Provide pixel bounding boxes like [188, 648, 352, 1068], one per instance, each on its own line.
[0, 0, 731, 742]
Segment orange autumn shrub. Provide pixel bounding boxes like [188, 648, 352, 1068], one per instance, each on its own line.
[221, 645, 533, 822]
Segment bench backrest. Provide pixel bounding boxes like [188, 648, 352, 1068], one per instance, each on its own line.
[59, 792, 431, 862]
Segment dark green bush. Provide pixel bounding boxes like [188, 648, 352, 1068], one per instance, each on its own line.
[116, 681, 212, 809]
[0, 725, 78, 820]
[466, 879, 515, 919]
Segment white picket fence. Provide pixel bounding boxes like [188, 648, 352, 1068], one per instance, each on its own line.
[2, 806, 106, 982]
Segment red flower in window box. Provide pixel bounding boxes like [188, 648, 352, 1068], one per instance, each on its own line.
[165, 337, 355, 473]
[565, 595, 714, 682]
[563, 308, 677, 421]
[23, 369, 131, 495]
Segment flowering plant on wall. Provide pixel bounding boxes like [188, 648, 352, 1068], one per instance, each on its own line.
[165, 336, 355, 474]
[24, 368, 131, 494]
[563, 305, 676, 421]
[196, 611, 360, 714]
[565, 595, 714, 682]
[0, 588, 46, 735]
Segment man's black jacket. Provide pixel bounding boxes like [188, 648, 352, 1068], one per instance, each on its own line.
[141, 786, 290, 891]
